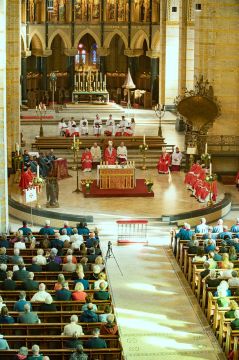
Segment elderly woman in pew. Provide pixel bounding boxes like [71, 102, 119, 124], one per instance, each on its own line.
[13, 346, 28, 360]
[214, 280, 231, 297]
[192, 247, 207, 263]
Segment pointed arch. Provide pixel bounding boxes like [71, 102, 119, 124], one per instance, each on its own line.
[151, 30, 160, 51]
[29, 31, 45, 51]
[131, 30, 149, 49]
[74, 29, 101, 49]
[48, 29, 71, 50]
[104, 30, 128, 49]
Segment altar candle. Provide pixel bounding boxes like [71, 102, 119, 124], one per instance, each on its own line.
[37, 165, 40, 178]
[73, 134, 75, 145]
[93, 82, 95, 91]
[74, 74, 76, 86]
[80, 82, 83, 90]
[98, 81, 100, 90]
[205, 142, 208, 154]
[143, 134, 145, 145]
[209, 162, 212, 176]
[104, 74, 106, 86]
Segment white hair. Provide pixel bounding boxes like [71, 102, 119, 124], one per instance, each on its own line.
[64, 221, 69, 226]
[45, 219, 50, 226]
[39, 283, 46, 291]
[70, 315, 78, 323]
[32, 345, 40, 354]
[218, 219, 223, 225]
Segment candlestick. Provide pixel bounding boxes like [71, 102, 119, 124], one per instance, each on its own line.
[80, 82, 83, 91]
[104, 74, 106, 87]
[74, 74, 76, 86]
[97, 81, 100, 90]
[37, 165, 39, 178]
[205, 142, 208, 154]
[73, 135, 75, 145]
[209, 162, 212, 176]
[16, 143, 19, 155]
[143, 134, 145, 145]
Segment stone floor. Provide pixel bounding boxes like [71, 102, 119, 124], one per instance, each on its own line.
[14, 106, 238, 359]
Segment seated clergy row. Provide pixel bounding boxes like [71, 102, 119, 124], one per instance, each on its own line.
[59, 114, 135, 137]
[81, 141, 128, 172]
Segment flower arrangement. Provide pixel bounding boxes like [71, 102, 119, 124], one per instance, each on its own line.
[201, 153, 211, 161]
[81, 179, 93, 193]
[205, 174, 217, 182]
[139, 144, 149, 152]
[145, 179, 154, 192]
[33, 176, 45, 186]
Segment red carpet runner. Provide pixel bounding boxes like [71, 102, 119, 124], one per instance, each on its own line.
[82, 179, 154, 198]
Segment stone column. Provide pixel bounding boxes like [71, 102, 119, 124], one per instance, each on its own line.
[0, 0, 9, 232]
[150, 57, 159, 102]
[159, 0, 166, 105]
[21, 57, 28, 104]
[41, 57, 48, 91]
[165, 2, 179, 105]
[194, 0, 239, 135]
[6, 0, 21, 166]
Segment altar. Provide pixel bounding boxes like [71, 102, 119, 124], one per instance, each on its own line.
[97, 164, 136, 189]
[72, 91, 109, 104]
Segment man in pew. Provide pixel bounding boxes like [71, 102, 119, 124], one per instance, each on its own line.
[23, 272, 39, 291]
[0, 264, 7, 281]
[86, 232, 99, 248]
[62, 255, 77, 272]
[31, 283, 53, 303]
[11, 248, 23, 265]
[212, 219, 224, 233]
[0, 333, 10, 350]
[27, 344, 44, 360]
[228, 271, 239, 287]
[195, 218, 208, 234]
[85, 327, 107, 349]
[27, 257, 43, 273]
[59, 220, 73, 236]
[94, 282, 110, 300]
[13, 263, 29, 281]
[69, 344, 88, 360]
[188, 238, 199, 254]
[213, 247, 222, 261]
[50, 234, 64, 252]
[18, 303, 41, 324]
[45, 256, 61, 271]
[39, 295, 57, 312]
[14, 291, 32, 312]
[59, 228, 70, 244]
[62, 314, 84, 349]
[218, 226, 233, 241]
[176, 223, 194, 241]
[2, 270, 16, 290]
[39, 219, 55, 236]
[231, 218, 239, 233]
[80, 303, 98, 323]
[0, 248, 8, 264]
[18, 220, 32, 236]
[55, 282, 72, 301]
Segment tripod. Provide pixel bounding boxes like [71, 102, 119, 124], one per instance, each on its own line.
[105, 241, 123, 276]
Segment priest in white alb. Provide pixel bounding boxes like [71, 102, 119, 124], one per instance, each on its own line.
[117, 141, 128, 164]
[171, 147, 183, 171]
[90, 142, 101, 168]
[80, 117, 89, 135]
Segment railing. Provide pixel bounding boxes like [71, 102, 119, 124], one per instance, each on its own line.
[207, 136, 239, 153]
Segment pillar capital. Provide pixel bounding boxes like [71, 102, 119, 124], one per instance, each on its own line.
[64, 48, 78, 57]
[146, 50, 160, 58]
[21, 50, 32, 58]
[97, 47, 110, 56]
[124, 49, 143, 57]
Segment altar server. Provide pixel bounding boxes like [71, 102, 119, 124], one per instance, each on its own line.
[124, 118, 135, 136]
[93, 114, 102, 136]
[58, 118, 68, 136]
[104, 141, 117, 165]
[171, 147, 183, 171]
[81, 148, 93, 172]
[117, 142, 128, 164]
[157, 150, 171, 174]
[115, 115, 129, 136]
[104, 114, 115, 136]
[90, 142, 101, 167]
[80, 117, 89, 135]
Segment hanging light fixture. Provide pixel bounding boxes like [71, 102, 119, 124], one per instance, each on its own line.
[195, 3, 202, 11]
[47, 0, 54, 12]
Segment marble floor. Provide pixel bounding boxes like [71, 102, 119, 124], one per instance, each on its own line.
[14, 107, 238, 359]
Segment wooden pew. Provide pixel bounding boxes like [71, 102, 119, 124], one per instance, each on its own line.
[0, 348, 122, 360]
[4, 300, 111, 311]
[3, 334, 120, 349]
[0, 279, 105, 290]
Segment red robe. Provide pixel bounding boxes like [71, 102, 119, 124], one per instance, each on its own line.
[157, 153, 171, 174]
[236, 172, 239, 186]
[19, 168, 34, 190]
[81, 151, 92, 171]
[104, 147, 117, 165]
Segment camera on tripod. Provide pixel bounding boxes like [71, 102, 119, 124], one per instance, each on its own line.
[108, 241, 112, 251]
